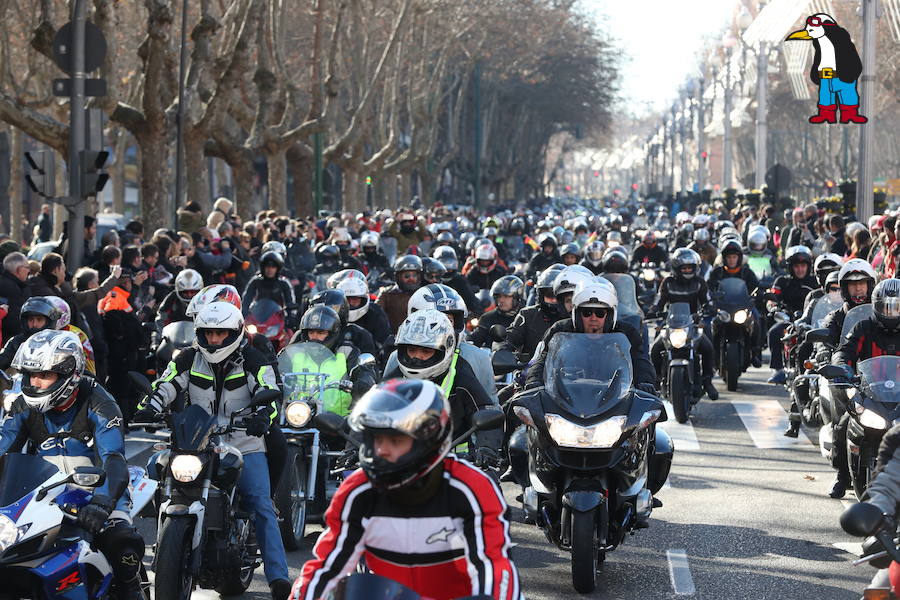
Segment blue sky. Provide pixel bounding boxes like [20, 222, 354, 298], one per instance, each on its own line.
[583, 0, 735, 115]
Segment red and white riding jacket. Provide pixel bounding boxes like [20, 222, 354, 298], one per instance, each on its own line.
[292, 456, 521, 600]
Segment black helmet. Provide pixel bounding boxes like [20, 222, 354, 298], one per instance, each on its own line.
[560, 242, 580, 259]
[21, 296, 62, 336]
[348, 379, 451, 490]
[601, 250, 628, 274]
[490, 275, 526, 316]
[873, 279, 900, 332]
[299, 305, 342, 350]
[537, 232, 557, 251]
[394, 255, 423, 292]
[671, 248, 701, 280]
[260, 251, 284, 271]
[310, 289, 350, 326]
[536, 264, 565, 310]
[421, 257, 447, 284]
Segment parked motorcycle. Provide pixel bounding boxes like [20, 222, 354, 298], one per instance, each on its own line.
[509, 333, 671, 593]
[658, 303, 703, 423]
[0, 453, 156, 599]
[711, 279, 756, 391]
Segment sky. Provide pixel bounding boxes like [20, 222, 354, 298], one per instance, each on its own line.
[583, 0, 736, 116]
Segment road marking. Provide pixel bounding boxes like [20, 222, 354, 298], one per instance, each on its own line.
[660, 402, 700, 450]
[832, 542, 864, 556]
[730, 400, 811, 448]
[146, 571, 220, 599]
[666, 549, 696, 596]
[125, 440, 153, 461]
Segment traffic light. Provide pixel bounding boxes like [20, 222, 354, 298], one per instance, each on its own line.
[24, 150, 56, 198]
[365, 175, 373, 186]
[631, 183, 639, 190]
[79, 149, 108, 197]
[700, 151, 708, 160]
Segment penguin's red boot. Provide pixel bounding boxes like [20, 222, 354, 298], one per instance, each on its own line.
[839, 105, 868, 124]
[808, 104, 837, 124]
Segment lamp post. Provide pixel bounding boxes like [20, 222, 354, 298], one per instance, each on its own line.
[856, 0, 879, 222]
[693, 77, 706, 192]
[721, 32, 738, 192]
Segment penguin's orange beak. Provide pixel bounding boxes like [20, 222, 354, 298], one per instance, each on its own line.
[786, 29, 812, 40]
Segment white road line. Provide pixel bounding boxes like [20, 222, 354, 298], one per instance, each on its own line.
[666, 549, 696, 596]
[125, 440, 152, 461]
[730, 399, 811, 449]
[832, 542, 864, 556]
[660, 402, 700, 451]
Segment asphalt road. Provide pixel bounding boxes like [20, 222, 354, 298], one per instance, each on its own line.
[128, 364, 874, 599]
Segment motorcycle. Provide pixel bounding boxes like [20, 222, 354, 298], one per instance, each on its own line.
[633, 261, 664, 312]
[130, 373, 280, 600]
[658, 303, 703, 424]
[154, 321, 196, 373]
[0, 453, 156, 599]
[509, 333, 671, 593]
[274, 341, 361, 550]
[841, 501, 900, 599]
[323, 572, 495, 600]
[246, 298, 293, 352]
[711, 279, 756, 392]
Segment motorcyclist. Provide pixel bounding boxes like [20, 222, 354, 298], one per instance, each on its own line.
[292, 289, 379, 360]
[468, 275, 525, 349]
[329, 227, 366, 272]
[550, 264, 595, 318]
[525, 232, 562, 279]
[155, 267, 203, 328]
[502, 266, 565, 358]
[293, 378, 521, 600]
[329, 269, 392, 348]
[801, 253, 845, 316]
[376, 254, 423, 333]
[767, 245, 818, 384]
[0, 296, 64, 370]
[708, 238, 764, 367]
[134, 301, 292, 599]
[0, 330, 145, 599]
[422, 256, 447, 285]
[432, 245, 480, 315]
[312, 244, 344, 280]
[688, 228, 717, 265]
[649, 248, 719, 400]
[383, 309, 502, 467]
[242, 250, 296, 312]
[466, 243, 507, 290]
[525, 280, 656, 392]
[560, 242, 580, 266]
[580, 240, 606, 275]
[359, 231, 392, 278]
[630, 231, 668, 267]
[746, 227, 778, 282]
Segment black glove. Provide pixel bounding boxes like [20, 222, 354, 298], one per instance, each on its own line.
[244, 411, 270, 437]
[131, 407, 158, 425]
[78, 495, 114, 534]
[474, 446, 501, 470]
[637, 382, 657, 395]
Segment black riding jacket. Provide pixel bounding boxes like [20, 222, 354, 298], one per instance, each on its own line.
[501, 304, 562, 358]
[834, 317, 900, 369]
[526, 251, 561, 279]
[652, 275, 710, 315]
[770, 274, 818, 315]
[708, 265, 759, 294]
[468, 309, 516, 349]
[630, 244, 668, 267]
[242, 274, 296, 310]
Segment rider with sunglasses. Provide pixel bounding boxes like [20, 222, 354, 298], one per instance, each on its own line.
[524, 279, 656, 393]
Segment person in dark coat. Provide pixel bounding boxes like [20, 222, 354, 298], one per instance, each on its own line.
[36, 204, 52, 243]
[0, 252, 32, 341]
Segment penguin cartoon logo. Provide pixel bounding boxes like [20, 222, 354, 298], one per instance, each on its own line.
[786, 13, 867, 125]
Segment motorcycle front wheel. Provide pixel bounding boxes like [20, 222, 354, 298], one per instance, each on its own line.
[725, 341, 741, 391]
[669, 365, 690, 424]
[275, 445, 310, 551]
[571, 509, 604, 593]
[154, 517, 194, 600]
[215, 521, 256, 595]
[851, 443, 877, 501]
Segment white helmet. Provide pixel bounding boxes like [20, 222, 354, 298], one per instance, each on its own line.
[408, 284, 468, 335]
[360, 231, 380, 249]
[194, 301, 245, 363]
[175, 268, 204, 303]
[185, 284, 242, 318]
[46, 296, 71, 330]
[396, 309, 457, 380]
[333, 270, 370, 321]
[12, 330, 85, 413]
[572, 279, 618, 332]
[261, 241, 287, 259]
[553, 265, 595, 302]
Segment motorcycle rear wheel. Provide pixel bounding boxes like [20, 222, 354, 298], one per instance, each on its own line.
[275, 445, 310, 551]
[725, 342, 740, 391]
[215, 522, 256, 595]
[154, 517, 194, 600]
[669, 366, 690, 424]
[571, 509, 602, 593]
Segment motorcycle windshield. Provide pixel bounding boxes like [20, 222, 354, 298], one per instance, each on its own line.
[666, 303, 693, 329]
[248, 298, 283, 324]
[171, 404, 219, 451]
[810, 295, 843, 328]
[278, 342, 349, 413]
[858, 357, 900, 403]
[841, 305, 874, 340]
[747, 255, 773, 279]
[544, 333, 632, 418]
[716, 278, 752, 311]
[162, 321, 196, 347]
[0, 454, 59, 507]
[602, 274, 640, 318]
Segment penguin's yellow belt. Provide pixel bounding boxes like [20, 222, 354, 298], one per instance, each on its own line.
[819, 68, 835, 79]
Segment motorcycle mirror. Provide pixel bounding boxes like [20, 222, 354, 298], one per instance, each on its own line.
[491, 350, 520, 375]
[252, 389, 282, 409]
[489, 324, 508, 343]
[818, 364, 848, 380]
[314, 411, 348, 437]
[357, 353, 376, 368]
[841, 502, 887, 537]
[472, 408, 504, 431]
[804, 328, 832, 345]
[128, 371, 153, 395]
[72, 466, 106, 488]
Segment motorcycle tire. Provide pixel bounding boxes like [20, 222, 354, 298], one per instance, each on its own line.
[275, 445, 310, 551]
[852, 444, 876, 501]
[214, 522, 256, 595]
[669, 366, 689, 424]
[725, 342, 740, 392]
[571, 509, 602, 593]
[154, 517, 195, 600]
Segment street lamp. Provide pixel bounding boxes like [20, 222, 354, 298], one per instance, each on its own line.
[721, 32, 738, 192]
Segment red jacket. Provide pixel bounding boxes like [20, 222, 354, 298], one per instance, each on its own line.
[293, 456, 521, 600]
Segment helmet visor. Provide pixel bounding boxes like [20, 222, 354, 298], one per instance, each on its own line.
[879, 297, 900, 319]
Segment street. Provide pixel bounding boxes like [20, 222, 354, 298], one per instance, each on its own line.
[128, 365, 874, 599]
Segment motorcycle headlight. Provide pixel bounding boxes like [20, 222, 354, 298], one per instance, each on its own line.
[733, 309, 749, 324]
[668, 328, 688, 349]
[856, 404, 888, 430]
[246, 324, 259, 334]
[717, 309, 731, 323]
[846, 387, 857, 400]
[544, 414, 627, 448]
[0, 514, 17, 551]
[286, 401, 312, 427]
[643, 269, 655, 281]
[170, 454, 204, 483]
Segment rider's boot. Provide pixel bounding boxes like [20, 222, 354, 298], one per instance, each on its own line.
[829, 473, 849, 499]
[783, 421, 800, 438]
[703, 376, 719, 401]
[271, 578, 293, 600]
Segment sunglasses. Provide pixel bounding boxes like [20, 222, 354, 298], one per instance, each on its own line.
[579, 307, 608, 318]
[806, 16, 833, 27]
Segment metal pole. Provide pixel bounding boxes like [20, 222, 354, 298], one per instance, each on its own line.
[661, 124, 667, 194]
[723, 48, 733, 191]
[67, 0, 87, 270]
[473, 61, 482, 210]
[670, 110, 676, 196]
[314, 132, 323, 216]
[755, 42, 768, 190]
[856, 0, 878, 222]
[697, 78, 706, 192]
[174, 0, 189, 218]
[679, 111, 687, 194]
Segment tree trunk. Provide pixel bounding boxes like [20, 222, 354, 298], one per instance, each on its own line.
[342, 169, 361, 213]
[230, 155, 256, 220]
[420, 167, 435, 207]
[112, 132, 126, 215]
[9, 128, 22, 243]
[266, 149, 288, 216]
[287, 144, 313, 218]
[137, 129, 171, 232]
[184, 134, 209, 208]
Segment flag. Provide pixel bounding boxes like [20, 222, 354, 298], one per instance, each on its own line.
[523, 235, 539, 251]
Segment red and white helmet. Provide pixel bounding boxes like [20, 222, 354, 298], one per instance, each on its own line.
[186, 284, 242, 318]
[474, 243, 498, 274]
